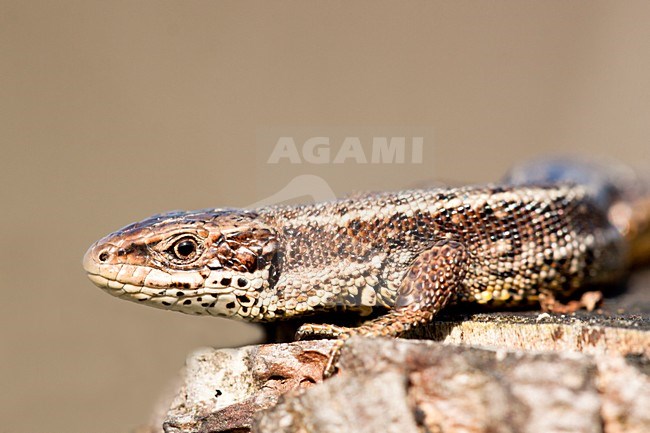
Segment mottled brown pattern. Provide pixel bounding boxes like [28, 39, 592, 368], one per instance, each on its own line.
[83, 159, 650, 369]
[84, 183, 630, 323]
[84, 158, 650, 375]
[258, 185, 626, 316]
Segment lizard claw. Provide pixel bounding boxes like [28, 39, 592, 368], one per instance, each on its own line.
[295, 323, 353, 378]
[323, 339, 345, 378]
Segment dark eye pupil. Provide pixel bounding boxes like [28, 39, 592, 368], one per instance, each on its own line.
[176, 240, 196, 257]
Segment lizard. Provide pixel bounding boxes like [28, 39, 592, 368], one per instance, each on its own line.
[82, 158, 650, 374]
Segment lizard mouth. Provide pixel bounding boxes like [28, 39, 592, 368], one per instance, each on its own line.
[82, 243, 248, 318]
[83, 242, 193, 309]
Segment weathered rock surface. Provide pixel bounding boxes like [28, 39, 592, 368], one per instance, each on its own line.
[139, 331, 649, 433]
[158, 341, 335, 433]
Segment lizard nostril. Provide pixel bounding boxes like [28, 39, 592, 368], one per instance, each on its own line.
[98, 251, 109, 262]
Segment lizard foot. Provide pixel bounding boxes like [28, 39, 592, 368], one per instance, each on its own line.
[295, 323, 352, 340]
[295, 323, 353, 378]
[540, 290, 603, 313]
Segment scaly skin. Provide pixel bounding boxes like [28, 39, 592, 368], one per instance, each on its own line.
[83, 160, 650, 374]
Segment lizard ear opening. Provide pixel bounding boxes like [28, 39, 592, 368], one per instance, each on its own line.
[256, 233, 281, 287]
[259, 239, 280, 270]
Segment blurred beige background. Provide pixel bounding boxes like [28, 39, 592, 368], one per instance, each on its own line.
[2, 1, 650, 432]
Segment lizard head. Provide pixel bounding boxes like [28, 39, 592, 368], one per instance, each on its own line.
[82, 209, 280, 321]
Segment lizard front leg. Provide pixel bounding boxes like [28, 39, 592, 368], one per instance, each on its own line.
[297, 240, 468, 375]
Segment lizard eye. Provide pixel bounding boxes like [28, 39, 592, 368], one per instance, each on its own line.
[172, 237, 198, 260]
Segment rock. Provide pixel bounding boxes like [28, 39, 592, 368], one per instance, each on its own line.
[255, 370, 418, 433]
[159, 341, 335, 433]
[414, 310, 650, 358]
[140, 335, 649, 433]
[338, 338, 603, 433]
[597, 355, 650, 433]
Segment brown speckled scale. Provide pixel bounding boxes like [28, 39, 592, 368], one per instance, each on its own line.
[83, 159, 650, 374]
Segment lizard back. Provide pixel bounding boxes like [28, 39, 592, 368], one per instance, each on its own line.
[257, 183, 626, 317]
